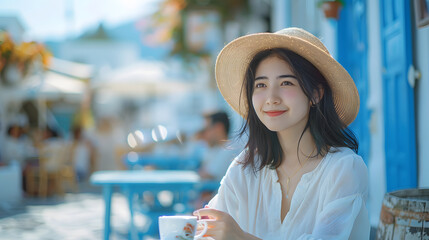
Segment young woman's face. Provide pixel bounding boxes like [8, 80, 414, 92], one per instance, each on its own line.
[252, 56, 311, 133]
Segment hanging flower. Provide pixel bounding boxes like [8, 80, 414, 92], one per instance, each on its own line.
[0, 31, 15, 73]
[0, 31, 52, 82]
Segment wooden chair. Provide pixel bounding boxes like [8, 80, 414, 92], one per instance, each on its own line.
[59, 141, 79, 193]
[25, 140, 78, 197]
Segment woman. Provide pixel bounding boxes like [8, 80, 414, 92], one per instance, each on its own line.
[193, 28, 369, 239]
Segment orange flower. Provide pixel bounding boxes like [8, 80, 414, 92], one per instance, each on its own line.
[0, 31, 52, 77]
[0, 31, 14, 59]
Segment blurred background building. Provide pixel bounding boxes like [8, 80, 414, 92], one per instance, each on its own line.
[1, 0, 429, 234]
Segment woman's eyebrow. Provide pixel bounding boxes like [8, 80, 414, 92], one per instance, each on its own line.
[254, 74, 297, 81]
[278, 74, 297, 79]
[254, 76, 268, 81]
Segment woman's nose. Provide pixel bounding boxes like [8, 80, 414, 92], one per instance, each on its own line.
[265, 88, 281, 105]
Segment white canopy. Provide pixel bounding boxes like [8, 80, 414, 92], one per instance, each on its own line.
[0, 57, 93, 103]
[91, 61, 191, 97]
[0, 71, 87, 102]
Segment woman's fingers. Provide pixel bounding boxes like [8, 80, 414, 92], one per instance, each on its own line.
[193, 208, 246, 240]
[194, 208, 225, 220]
[199, 219, 224, 239]
[203, 219, 226, 229]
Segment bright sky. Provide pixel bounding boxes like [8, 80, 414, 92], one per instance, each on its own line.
[0, 0, 160, 41]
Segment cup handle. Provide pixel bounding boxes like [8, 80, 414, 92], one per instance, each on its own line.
[194, 220, 208, 239]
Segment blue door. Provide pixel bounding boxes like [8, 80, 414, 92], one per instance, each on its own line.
[380, 0, 416, 192]
[337, 0, 370, 164]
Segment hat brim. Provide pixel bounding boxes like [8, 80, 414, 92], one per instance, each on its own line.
[215, 32, 359, 126]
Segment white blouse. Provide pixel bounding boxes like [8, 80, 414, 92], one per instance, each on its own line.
[208, 147, 370, 240]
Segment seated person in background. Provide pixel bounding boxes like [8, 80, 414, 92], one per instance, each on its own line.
[87, 117, 123, 171]
[198, 111, 237, 181]
[196, 111, 239, 207]
[2, 124, 35, 168]
[70, 126, 94, 181]
[36, 126, 65, 169]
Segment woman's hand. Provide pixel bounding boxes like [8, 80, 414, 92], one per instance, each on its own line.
[193, 207, 261, 240]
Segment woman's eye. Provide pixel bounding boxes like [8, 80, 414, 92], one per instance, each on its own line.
[255, 83, 266, 88]
[281, 81, 293, 86]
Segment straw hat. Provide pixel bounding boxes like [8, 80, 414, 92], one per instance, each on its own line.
[215, 27, 359, 126]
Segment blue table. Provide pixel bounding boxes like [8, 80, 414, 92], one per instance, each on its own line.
[123, 153, 201, 170]
[90, 170, 201, 240]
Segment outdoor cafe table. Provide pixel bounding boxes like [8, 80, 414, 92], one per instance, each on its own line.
[123, 152, 200, 170]
[90, 170, 201, 240]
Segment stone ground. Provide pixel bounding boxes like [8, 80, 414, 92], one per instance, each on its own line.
[0, 183, 158, 240]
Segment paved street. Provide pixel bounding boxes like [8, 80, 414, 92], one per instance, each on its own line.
[0, 183, 156, 240]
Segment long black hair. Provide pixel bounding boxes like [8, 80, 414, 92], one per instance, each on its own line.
[238, 48, 358, 172]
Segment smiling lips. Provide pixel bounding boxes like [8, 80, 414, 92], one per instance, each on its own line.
[264, 111, 287, 117]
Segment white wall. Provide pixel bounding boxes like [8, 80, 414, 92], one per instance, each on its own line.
[271, 0, 291, 31]
[366, 0, 386, 227]
[291, 0, 321, 34]
[319, 19, 337, 58]
[416, 27, 429, 187]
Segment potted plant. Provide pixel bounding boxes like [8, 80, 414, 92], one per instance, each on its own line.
[317, 0, 345, 19]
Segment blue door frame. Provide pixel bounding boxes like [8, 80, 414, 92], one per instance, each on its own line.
[337, 0, 370, 164]
[379, 0, 416, 192]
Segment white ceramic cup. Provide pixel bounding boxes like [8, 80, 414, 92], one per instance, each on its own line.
[159, 215, 208, 240]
